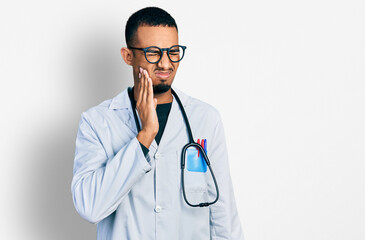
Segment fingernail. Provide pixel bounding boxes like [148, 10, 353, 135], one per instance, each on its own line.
[139, 73, 141, 78]
[139, 67, 142, 73]
[144, 70, 147, 75]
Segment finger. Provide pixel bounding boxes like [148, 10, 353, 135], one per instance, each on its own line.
[147, 77, 153, 104]
[144, 69, 150, 79]
[137, 68, 142, 91]
[145, 71, 151, 102]
[137, 66, 142, 86]
[153, 98, 157, 109]
[141, 70, 148, 103]
[149, 79, 157, 109]
[136, 71, 142, 102]
[137, 68, 144, 103]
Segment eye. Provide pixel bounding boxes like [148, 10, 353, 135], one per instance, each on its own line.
[147, 51, 159, 54]
[169, 46, 182, 57]
[146, 48, 160, 56]
[169, 50, 180, 55]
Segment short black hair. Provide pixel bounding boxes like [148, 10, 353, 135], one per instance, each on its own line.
[125, 7, 178, 47]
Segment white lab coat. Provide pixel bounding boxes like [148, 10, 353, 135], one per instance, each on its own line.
[71, 87, 245, 240]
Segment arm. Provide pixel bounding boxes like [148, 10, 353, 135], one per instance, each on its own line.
[71, 67, 157, 224]
[71, 113, 152, 224]
[209, 115, 245, 240]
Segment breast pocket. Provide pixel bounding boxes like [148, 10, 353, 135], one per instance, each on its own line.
[177, 148, 209, 205]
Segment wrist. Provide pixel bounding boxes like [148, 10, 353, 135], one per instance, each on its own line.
[137, 129, 157, 148]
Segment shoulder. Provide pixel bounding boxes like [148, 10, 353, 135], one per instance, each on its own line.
[173, 88, 222, 124]
[80, 88, 130, 125]
[80, 99, 113, 123]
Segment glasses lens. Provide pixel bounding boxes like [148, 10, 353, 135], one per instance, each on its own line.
[169, 46, 184, 62]
[145, 47, 161, 63]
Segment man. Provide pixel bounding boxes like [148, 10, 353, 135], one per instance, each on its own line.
[71, 6, 245, 240]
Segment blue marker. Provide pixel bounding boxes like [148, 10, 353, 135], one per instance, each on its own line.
[204, 139, 207, 153]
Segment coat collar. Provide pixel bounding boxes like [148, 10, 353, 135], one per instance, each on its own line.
[108, 88, 131, 110]
[108, 87, 191, 110]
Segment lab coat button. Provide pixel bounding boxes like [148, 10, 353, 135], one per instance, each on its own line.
[155, 152, 161, 159]
[155, 205, 162, 213]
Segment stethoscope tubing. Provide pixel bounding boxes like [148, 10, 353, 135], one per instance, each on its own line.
[181, 142, 219, 207]
[128, 87, 219, 207]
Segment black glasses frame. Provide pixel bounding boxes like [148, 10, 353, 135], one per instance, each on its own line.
[128, 45, 187, 64]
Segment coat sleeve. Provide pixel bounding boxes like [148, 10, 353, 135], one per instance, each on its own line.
[208, 114, 245, 240]
[71, 112, 152, 224]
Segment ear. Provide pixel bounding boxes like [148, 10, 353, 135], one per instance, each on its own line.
[121, 47, 134, 66]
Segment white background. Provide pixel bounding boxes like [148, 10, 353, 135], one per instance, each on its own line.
[1, 0, 364, 239]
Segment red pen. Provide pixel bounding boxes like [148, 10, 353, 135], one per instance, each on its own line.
[201, 139, 205, 155]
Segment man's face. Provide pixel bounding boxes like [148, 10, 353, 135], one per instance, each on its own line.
[130, 26, 180, 94]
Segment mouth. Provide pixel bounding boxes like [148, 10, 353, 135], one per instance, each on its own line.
[155, 71, 172, 79]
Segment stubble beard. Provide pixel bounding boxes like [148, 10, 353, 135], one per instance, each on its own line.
[153, 83, 171, 94]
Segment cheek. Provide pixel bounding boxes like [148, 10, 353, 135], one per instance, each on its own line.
[173, 62, 180, 70]
[172, 64, 179, 76]
[147, 67, 155, 78]
[134, 62, 152, 76]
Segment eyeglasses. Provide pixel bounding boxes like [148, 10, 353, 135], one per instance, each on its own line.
[128, 45, 187, 64]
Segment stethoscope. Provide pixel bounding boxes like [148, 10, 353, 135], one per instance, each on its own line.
[128, 87, 219, 207]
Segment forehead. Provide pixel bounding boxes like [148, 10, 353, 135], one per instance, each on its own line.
[135, 25, 178, 48]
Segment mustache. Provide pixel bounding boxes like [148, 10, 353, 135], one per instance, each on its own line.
[154, 68, 173, 72]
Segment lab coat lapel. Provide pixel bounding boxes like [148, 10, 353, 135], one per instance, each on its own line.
[109, 88, 158, 151]
[109, 87, 191, 151]
[132, 107, 158, 151]
[150, 138, 158, 150]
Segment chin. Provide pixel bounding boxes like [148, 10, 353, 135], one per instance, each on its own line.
[153, 83, 171, 94]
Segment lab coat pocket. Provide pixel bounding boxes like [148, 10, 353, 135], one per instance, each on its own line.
[178, 148, 208, 205]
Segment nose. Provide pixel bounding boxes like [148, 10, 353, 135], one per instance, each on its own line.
[157, 50, 172, 69]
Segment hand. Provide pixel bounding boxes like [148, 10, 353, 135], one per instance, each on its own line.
[135, 67, 159, 148]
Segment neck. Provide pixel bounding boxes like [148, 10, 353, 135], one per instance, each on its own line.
[154, 89, 173, 104]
